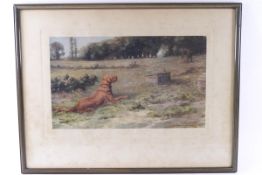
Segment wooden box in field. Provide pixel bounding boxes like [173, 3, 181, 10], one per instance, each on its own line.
[157, 72, 171, 85]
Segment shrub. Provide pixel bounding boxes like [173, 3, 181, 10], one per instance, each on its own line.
[129, 102, 145, 111]
[147, 106, 197, 119]
[51, 74, 98, 93]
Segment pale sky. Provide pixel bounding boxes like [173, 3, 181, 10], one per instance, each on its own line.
[49, 36, 113, 58]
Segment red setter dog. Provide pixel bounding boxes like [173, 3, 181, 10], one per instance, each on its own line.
[54, 75, 128, 113]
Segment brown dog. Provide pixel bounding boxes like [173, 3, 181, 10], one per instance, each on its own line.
[55, 75, 128, 113]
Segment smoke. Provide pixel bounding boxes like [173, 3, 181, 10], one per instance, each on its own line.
[157, 45, 169, 58]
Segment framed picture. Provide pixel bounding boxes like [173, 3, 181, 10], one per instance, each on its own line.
[14, 3, 241, 174]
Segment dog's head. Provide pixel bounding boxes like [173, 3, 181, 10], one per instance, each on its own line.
[101, 75, 118, 85]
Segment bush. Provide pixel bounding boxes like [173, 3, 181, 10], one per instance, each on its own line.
[51, 74, 98, 93]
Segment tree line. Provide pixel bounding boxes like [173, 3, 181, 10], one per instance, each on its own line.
[50, 36, 206, 60]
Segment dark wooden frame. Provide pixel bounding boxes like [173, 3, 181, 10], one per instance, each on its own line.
[14, 3, 242, 174]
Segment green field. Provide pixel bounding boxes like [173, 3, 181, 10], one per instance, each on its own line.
[51, 55, 206, 128]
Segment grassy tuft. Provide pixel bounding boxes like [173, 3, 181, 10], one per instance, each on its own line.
[147, 105, 197, 119]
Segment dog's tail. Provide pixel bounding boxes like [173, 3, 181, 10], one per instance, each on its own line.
[52, 106, 77, 113]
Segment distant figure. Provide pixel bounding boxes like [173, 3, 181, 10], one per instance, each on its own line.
[180, 48, 193, 62]
[54, 75, 128, 113]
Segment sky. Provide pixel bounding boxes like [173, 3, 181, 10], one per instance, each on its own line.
[49, 36, 113, 58]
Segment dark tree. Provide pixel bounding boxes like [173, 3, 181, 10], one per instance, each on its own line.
[80, 36, 206, 60]
[50, 41, 65, 60]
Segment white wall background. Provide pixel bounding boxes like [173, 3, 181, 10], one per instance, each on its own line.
[0, 0, 261, 174]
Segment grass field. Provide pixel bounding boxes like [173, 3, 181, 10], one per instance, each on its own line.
[51, 55, 206, 128]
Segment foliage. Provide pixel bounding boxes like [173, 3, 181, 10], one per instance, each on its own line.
[51, 74, 97, 93]
[79, 36, 206, 60]
[50, 41, 65, 60]
[147, 105, 197, 119]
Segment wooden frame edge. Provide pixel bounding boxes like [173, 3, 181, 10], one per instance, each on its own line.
[14, 4, 28, 174]
[14, 3, 242, 174]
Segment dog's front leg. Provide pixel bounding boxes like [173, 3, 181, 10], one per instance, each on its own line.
[106, 95, 128, 104]
[106, 95, 119, 103]
[114, 95, 128, 101]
